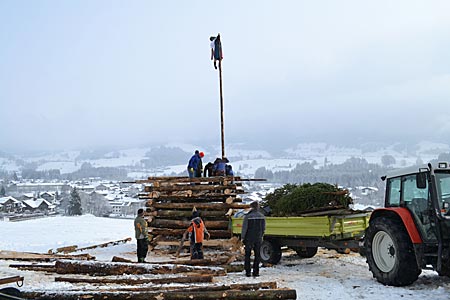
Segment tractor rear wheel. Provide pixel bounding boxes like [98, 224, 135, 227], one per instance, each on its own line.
[365, 217, 421, 286]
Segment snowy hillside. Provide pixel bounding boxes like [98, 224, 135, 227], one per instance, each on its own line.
[0, 141, 449, 178]
[0, 215, 449, 299]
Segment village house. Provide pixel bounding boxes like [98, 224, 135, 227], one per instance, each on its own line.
[22, 198, 55, 215]
[0, 196, 23, 214]
[39, 191, 56, 203]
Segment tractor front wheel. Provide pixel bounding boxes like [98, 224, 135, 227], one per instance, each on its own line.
[365, 217, 421, 286]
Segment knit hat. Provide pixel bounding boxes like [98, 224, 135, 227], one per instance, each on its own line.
[250, 201, 259, 210]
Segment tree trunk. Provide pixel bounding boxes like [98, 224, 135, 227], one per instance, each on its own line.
[146, 201, 249, 210]
[150, 218, 229, 229]
[154, 239, 238, 249]
[9, 264, 56, 272]
[54, 275, 214, 285]
[144, 184, 235, 192]
[140, 193, 237, 201]
[150, 210, 228, 218]
[149, 228, 232, 239]
[0, 250, 93, 262]
[54, 260, 226, 276]
[22, 289, 296, 300]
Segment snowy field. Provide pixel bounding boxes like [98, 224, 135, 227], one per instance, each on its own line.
[0, 215, 449, 299]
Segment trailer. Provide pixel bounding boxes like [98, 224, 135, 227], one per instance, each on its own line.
[231, 210, 370, 264]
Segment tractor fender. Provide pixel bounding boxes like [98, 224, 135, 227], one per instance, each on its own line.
[369, 208, 422, 244]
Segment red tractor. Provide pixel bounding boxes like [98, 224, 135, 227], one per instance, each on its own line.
[365, 162, 450, 286]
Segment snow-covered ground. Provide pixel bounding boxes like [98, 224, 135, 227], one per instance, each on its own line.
[1, 215, 449, 299]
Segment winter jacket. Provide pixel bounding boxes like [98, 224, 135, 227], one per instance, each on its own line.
[134, 215, 148, 240]
[187, 217, 208, 244]
[241, 209, 266, 243]
[187, 154, 201, 171]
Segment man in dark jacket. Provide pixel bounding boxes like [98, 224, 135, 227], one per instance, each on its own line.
[134, 208, 149, 263]
[241, 201, 266, 277]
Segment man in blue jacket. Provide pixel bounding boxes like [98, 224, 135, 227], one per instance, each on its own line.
[187, 150, 204, 178]
[241, 201, 266, 277]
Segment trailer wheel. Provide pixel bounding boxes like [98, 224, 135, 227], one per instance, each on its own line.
[365, 217, 421, 286]
[294, 247, 318, 258]
[260, 240, 282, 264]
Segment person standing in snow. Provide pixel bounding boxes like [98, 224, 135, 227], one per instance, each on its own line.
[241, 201, 266, 277]
[134, 208, 149, 263]
[183, 210, 210, 259]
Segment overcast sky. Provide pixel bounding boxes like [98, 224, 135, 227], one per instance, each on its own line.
[1, 1, 450, 152]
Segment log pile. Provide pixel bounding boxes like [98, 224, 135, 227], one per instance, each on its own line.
[11, 260, 297, 300]
[135, 176, 261, 252]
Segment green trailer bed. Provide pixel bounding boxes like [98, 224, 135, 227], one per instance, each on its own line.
[231, 211, 370, 264]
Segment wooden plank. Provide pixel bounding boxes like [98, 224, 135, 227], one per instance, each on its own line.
[0, 275, 24, 285]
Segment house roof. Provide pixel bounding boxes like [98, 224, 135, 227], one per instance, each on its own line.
[22, 198, 52, 209]
[0, 196, 21, 204]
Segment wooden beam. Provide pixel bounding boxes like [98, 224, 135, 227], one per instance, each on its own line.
[54, 274, 214, 285]
[22, 289, 296, 300]
[149, 228, 232, 239]
[144, 184, 239, 193]
[149, 218, 229, 229]
[54, 260, 227, 276]
[0, 275, 24, 285]
[146, 201, 249, 210]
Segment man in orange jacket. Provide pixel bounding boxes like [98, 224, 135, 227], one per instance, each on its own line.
[183, 211, 210, 259]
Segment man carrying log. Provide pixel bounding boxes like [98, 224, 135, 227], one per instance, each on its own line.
[183, 211, 210, 259]
[241, 201, 266, 277]
[134, 208, 149, 263]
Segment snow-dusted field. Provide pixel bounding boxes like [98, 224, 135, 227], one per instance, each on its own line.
[1, 215, 449, 299]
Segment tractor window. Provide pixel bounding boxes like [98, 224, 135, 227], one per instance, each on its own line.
[386, 177, 401, 207]
[402, 175, 428, 204]
[436, 172, 450, 216]
[403, 174, 435, 241]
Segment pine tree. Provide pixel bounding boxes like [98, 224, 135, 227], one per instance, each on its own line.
[0, 185, 5, 197]
[68, 187, 82, 216]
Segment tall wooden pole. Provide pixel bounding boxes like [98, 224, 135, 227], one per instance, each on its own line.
[218, 59, 225, 159]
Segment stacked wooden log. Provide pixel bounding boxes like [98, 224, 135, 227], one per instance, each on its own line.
[12, 260, 297, 300]
[136, 176, 260, 252]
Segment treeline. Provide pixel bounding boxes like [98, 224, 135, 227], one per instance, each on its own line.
[141, 146, 190, 168]
[19, 163, 128, 181]
[255, 157, 388, 188]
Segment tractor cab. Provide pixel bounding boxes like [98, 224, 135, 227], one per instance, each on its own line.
[383, 162, 450, 243]
[365, 162, 450, 286]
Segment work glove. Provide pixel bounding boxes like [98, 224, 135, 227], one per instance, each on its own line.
[189, 168, 194, 172]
